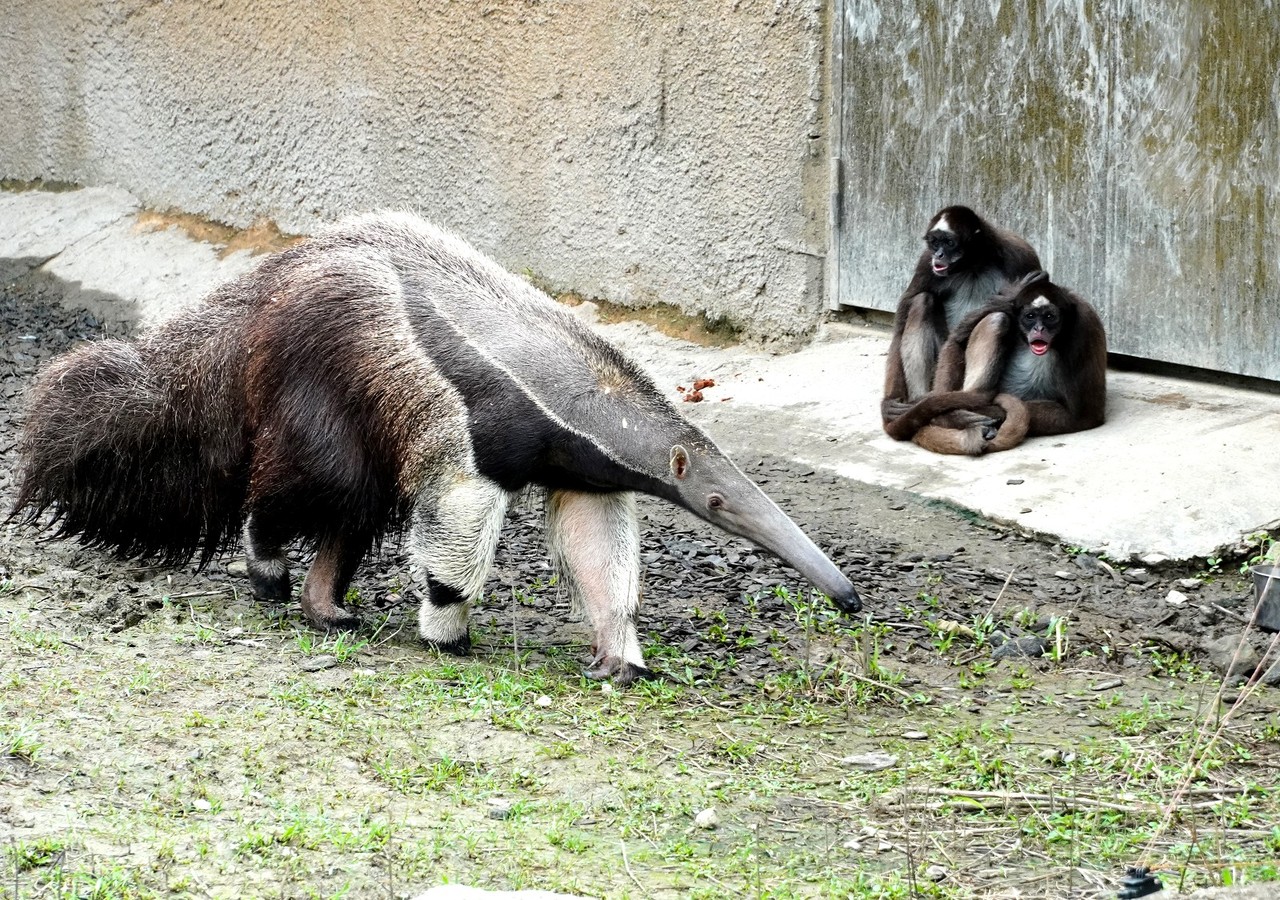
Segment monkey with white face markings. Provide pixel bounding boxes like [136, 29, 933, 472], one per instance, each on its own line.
[882, 205, 1042, 435]
[12, 212, 860, 684]
[886, 270, 1108, 455]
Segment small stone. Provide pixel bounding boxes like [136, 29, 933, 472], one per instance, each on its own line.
[1006, 478, 1024, 485]
[1203, 634, 1261, 679]
[840, 751, 899, 772]
[1165, 589, 1188, 606]
[300, 655, 339, 672]
[486, 798, 515, 820]
[877, 839, 894, 852]
[191, 798, 212, 811]
[993, 636, 1046, 660]
[1178, 578, 1203, 591]
[901, 730, 928, 741]
[535, 695, 553, 708]
[1090, 678, 1124, 691]
[842, 838, 863, 851]
[1054, 570, 1075, 580]
[1141, 553, 1170, 566]
[1124, 568, 1152, 584]
[924, 864, 948, 882]
[694, 808, 719, 829]
[1039, 748, 1065, 765]
[225, 560, 249, 577]
[600, 683, 614, 696]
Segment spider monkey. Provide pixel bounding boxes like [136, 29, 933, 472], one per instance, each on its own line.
[888, 271, 1108, 455]
[882, 205, 1042, 432]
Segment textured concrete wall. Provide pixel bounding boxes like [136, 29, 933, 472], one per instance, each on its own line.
[0, 0, 831, 343]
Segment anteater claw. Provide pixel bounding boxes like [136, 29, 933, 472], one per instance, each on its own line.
[423, 632, 472, 656]
[586, 655, 656, 686]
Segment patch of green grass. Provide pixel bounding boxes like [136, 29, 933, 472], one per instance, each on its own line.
[1, 723, 43, 763]
[294, 629, 368, 662]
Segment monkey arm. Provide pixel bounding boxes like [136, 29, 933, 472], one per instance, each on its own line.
[882, 290, 940, 427]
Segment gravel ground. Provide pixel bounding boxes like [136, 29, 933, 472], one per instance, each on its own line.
[1, 269, 1276, 689]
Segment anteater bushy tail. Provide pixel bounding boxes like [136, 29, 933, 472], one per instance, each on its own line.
[13, 300, 251, 566]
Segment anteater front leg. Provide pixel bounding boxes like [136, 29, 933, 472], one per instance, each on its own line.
[244, 515, 292, 603]
[545, 490, 650, 685]
[414, 476, 511, 655]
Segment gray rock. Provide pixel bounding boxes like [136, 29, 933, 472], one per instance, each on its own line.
[993, 636, 1046, 660]
[300, 655, 339, 672]
[1202, 634, 1261, 680]
[840, 751, 898, 772]
[486, 799, 516, 820]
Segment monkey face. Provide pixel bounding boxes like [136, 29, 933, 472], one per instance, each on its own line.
[926, 229, 962, 276]
[1020, 298, 1061, 355]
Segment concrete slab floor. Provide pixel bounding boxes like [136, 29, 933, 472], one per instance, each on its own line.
[3, 186, 1277, 563]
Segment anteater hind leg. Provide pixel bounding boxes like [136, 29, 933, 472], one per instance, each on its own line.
[414, 476, 511, 655]
[545, 490, 649, 685]
[244, 515, 292, 603]
[299, 531, 366, 631]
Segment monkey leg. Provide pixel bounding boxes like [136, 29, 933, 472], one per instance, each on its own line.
[413, 475, 511, 655]
[298, 531, 367, 631]
[545, 489, 650, 686]
[243, 514, 292, 603]
[958, 311, 1010, 391]
[912, 422, 990, 456]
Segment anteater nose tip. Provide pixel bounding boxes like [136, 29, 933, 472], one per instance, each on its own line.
[833, 585, 861, 614]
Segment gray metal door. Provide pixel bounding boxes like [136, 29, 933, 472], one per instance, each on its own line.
[831, 0, 1280, 381]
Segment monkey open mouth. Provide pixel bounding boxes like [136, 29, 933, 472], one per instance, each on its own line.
[1030, 340, 1051, 356]
[931, 262, 949, 275]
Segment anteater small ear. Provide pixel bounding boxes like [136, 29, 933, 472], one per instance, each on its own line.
[669, 445, 690, 480]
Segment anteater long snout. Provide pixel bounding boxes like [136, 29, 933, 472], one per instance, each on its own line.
[695, 476, 861, 613]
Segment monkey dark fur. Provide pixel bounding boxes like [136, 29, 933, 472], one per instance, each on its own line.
[882, 205, 1041, 431]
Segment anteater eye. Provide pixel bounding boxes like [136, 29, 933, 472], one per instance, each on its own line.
[708, 494, 725, 510]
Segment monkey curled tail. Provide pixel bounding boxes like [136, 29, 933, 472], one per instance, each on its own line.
[13, 212, 862, 684]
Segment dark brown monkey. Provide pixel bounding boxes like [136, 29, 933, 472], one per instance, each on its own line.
[882, 206, 1041, 431]
[892, 271, 1107, 455]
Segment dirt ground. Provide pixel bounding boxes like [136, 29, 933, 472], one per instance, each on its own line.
[2, 273, 1278, 899]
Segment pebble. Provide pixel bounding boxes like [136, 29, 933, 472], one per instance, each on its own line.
[1124, 567, 1153, 584]
[924, 864, 948, 882]
[694, 808, 719, 829]
[992, 636, 1046, 660]
[840, 751, 898, 772]
[901, 730, 928, 741]
[1165, 590, 1188, 606]
[1178, 578, 1203, 591]
[1090, 678, 1125, 691]
[486, 799, 516, 820]
[225, 560, 248, 577]
[535, 695, 552, 708]
[300, 655, 340, 672]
